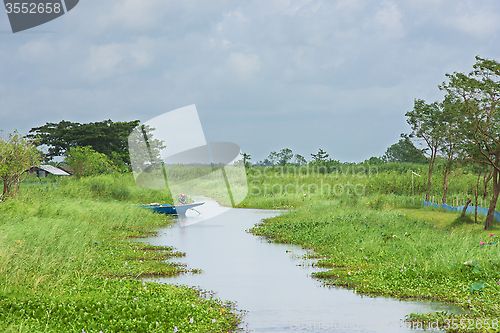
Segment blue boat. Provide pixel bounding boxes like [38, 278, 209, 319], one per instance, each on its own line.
[141, 202, 204, 215]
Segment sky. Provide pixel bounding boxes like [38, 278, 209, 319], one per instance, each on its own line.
[1, 0, 499, 163]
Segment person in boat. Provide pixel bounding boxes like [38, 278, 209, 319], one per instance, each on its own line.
[178, 193, 188, 205]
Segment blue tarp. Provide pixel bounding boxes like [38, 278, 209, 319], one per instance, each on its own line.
[423, 200, 500, 223]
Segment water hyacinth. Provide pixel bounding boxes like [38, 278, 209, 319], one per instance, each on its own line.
[190, 317, 194, 323]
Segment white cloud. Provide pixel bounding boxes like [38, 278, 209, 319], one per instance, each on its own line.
[223, 10, 246, 21]
[131, 49, 153, 67]
[96, 0, 168, 31]
[228, 52, 261, 81]
[87, 44, 124, 75]
[284, 0, 317, 16]
[369, 1, 405, 38]
[19, 40, 54, 62]
[83, 38, 155, 80]
[446, 11, 500, 37]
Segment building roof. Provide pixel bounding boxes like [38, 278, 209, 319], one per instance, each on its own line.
[38, 165, 71, 176]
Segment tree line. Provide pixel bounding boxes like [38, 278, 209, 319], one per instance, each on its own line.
[247, 56, 500, 229]
[27, 119, 140, 168]
[1, 119, 141, 199]
[2, 56, 500, 230]
[406, 56, 500, 230]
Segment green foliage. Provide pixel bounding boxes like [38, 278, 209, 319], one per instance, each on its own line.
[241, 152, 251, 168]
[310, 148, 329, 162]
[276, 148, 293, 166]
[0, 130, 41, 199]
[294, 154, 307, 165]
[0, 175, 239, 332]
[28, 119, 140, 167]
[383, 136, 427, 163]
[57, 173, 173, 204]
[128, 124, 166, 176]
[439, 56, 500, 229]
[363, 156, 386, 165]
[65, 146, 116, 179]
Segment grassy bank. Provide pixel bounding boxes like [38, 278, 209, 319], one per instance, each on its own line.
[250, 207, 499, 331]
[239, 167, 500, 332]
[0, 174, 242, 332]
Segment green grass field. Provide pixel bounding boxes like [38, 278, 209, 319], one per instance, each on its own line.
[0, 174, 243, 332]
[2, 166, 500, 332]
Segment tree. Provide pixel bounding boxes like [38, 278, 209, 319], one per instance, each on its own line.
[65, 146, 116, 179]
[128, 124, 166, 175]
[440, 56, 500, 230]
[241, 153, 251, 168]
[364, 156, 386, 165]
[268, 151, 278, 165]
[311, 149, 329, 162]
[256, 159, 272, 166]
[439, 97, 462, 204]
[294, 154, 307, 165]
[383, 135, 427, 164]
[277, 148, 293, 166]
[0, 130, 41, 199]
[28, 119, 140, 167]
[405, 99, 444, 201]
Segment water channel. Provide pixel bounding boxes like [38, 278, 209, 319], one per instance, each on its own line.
[140, 197, 463, 332]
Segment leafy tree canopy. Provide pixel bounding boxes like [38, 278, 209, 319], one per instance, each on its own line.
[294, 154, 307, 165]
[28, 119, 140, 167]
[311, 148, 329, 162]
[383, 136, 428, 164]
[0, 130, 41, 199]
[363, 156, 386, 165]
[276, 148, 293, 166]
[65, 146, 116, 179]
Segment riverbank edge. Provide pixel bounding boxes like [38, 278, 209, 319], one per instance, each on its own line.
[247, 203, 500, 333]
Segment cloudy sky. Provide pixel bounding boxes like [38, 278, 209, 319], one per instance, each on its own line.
[1, 0, 499, 162]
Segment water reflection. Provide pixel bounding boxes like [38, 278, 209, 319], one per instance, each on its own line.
[141, 197, 464, 332]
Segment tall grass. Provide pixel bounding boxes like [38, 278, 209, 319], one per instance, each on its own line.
[239, 165, 495, 210]
[0, 174, 243, 332]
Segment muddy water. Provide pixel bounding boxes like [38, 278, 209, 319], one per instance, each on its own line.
[141, 198, 463, 332]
